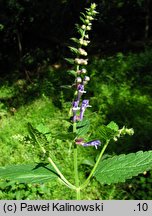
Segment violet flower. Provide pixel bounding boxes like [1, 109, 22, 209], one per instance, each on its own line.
[77, 84, 86, 101]
[82, 140, 101, 149]
[79, 99, 91, 120]
[72, 100, 80, 122]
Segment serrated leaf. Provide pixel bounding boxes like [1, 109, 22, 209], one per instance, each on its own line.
[107, 121, 119, 132]
[94, 151, 152, 185]
[76, 119, 90, 137]
[76, 123, 90, 137]
[77, 118, 90, 127]
[99, 125, 116, 142]
[0, 163, 58, 184]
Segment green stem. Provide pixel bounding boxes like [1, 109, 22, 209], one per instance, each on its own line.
[80, 140, 110, 190]
[47, 157, 76, 190]
[73, 122, 80, 199]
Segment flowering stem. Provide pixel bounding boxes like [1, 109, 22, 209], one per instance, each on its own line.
[73, 122, 80, 199]
[80, 140, 110, 190]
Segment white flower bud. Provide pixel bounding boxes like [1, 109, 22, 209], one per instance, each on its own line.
[91, 3, 97, 10]
[81, 25, 86, 30]
[79, 38, 84, 45]
[84, 34, 89, 39]
[76, 77, 82, 83]
[75, 58, 81, 64]
[78, 48, 87, 56]
[84, 76, 90, 81]
[82, 59, 88, 65]
[75, 58, 88, 65]
[79, 38, 90, 46]
[86, 26, 91, 31]
[113, 137, 118, 142]
[81, 68, 87, 74]
[86, 15, 94, 21]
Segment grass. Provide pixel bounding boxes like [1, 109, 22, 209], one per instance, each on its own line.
[0, 49, 152, 199]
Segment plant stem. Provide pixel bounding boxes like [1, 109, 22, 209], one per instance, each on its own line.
[80, 140, 109, 190]
[73, 122, 80, 199]
[47, 157, 76, 190]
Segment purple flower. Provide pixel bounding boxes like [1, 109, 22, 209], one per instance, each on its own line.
[82, 140, 101, 149]
[79, 99, 91, 120]
[72, 100, 80, 122]
[77, 84, 86, 101]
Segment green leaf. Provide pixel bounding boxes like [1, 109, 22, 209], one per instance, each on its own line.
[0, 163, 58, 184]
[76, 119, 90, 136]
[77, 118, 90, 127]
[68, 46, 79, 54]
[70, 37, 80, 44]
[53, 131, 76, 141]
[80, 12, 86, 18]
[107, 121, 119, 132]
[78, 28, 84, 37]
[28, 123, 49, 148]
[60, 85, 72, 89]
[81, 158, 95, 167]
[64, 58, 75, 64]
[99, 125, 116, 142]
[94, 151, 152, 185]
[67, 70, 77, 77]
[80, 16, 85, 23]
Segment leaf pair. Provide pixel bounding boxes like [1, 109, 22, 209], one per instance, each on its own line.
[0, 151, 151, 185]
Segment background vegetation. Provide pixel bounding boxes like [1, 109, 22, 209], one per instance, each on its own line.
[0, 0, 152, 199]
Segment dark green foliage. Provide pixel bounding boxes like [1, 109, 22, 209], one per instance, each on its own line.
[88, 50, 152, 153]
[1, 0, 152, 76]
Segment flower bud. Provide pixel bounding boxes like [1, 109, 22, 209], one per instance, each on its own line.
[84, 76, 90, 82]
[91, 3, 97, 10]
[76, 77, 82, 83]
[84, 34, 89, 39]
[75, 58, 88, 65]
[75, 138, 84, 145]
[81, 25, 86, 30]
[85, 19, 90, 24]
[79, 38, 90, 46]
[81, 68, 87, 74]
[86, 26, 91, 31]
[78, 48, 88, 56]
[86, 15, 94, 21]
